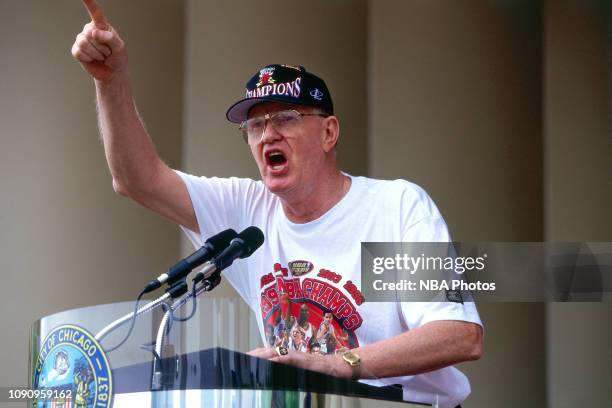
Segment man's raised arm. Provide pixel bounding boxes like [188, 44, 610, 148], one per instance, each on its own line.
[72, 0, 198, 232]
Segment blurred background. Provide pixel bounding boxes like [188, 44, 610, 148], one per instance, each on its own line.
[0, 0, 610, 407]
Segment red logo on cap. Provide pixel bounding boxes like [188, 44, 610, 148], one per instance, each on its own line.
[256, 67, 276, 87]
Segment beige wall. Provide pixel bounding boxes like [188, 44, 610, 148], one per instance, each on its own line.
[544, 0, 611, 241]
[0, 0, 183, 389]
[369, 0, 543, 242]
[369, 1, 545, 407]
[545, 1, 612, 406]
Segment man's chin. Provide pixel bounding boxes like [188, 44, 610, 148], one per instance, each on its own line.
[263, 176, 293, 195]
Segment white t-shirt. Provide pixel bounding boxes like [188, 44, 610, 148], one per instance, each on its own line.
[177, 171, 482, 408]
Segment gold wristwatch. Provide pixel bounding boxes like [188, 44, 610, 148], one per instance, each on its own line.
[341, 350, 361, 380]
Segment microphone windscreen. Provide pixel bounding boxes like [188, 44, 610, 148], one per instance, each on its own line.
[207, 228, 238, 251]
[238, 226, 265, 257]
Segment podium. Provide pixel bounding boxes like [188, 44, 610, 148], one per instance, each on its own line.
[29, 297, 428, 407]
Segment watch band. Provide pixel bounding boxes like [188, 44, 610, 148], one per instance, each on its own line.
[341, 350, 361, 380]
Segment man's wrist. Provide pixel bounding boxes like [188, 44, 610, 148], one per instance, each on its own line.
[330, 354, 353, 379]
[94, 70, 131, 93]
[328, 352, 361, 380]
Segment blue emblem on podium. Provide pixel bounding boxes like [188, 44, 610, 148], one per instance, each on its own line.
[33, 325, 112, 408]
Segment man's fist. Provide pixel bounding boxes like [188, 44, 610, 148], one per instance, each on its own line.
[71, 0, 128, 82]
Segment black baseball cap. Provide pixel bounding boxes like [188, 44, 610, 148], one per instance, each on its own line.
[226, 64, 334, 124]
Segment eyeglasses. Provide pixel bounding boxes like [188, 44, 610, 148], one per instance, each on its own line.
[239, 109, 329, 144]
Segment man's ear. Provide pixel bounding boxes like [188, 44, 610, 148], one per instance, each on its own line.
[321, 116, 340, 153]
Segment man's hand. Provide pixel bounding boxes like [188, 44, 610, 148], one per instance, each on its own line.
[247, 347, 355, 380]
[71, 0, 128, 82]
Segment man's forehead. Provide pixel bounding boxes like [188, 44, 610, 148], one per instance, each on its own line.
[248, 102, 313, 118]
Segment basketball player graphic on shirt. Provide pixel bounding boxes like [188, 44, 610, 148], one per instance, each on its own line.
[288, 326, 308, 352]
[294, 304, 316, 349]
[316, 312, 337, 354]
[273, 293, 296, 347]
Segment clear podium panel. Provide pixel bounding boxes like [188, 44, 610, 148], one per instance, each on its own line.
[30, 297, 263, 372]
[29, 297, 424, 407]
[115, 390, 425, 408]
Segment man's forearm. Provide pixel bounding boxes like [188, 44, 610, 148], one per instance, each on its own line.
[334, 320, 483, 379]
[95, 73, 164, 197]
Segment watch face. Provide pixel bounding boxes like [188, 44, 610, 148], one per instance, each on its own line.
[343, 351, 360, 366]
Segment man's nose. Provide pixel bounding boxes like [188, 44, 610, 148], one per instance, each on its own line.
[260, 118, 282, 143]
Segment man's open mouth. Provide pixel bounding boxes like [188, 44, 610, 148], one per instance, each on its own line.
[265, 150, 288, 169]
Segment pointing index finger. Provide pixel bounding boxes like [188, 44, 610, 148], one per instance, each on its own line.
[82, 0, 110, 29]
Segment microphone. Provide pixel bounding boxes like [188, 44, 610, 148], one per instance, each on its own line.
[215, 226, 265, 269]
[143, 228, 237, 293]
[194, 226, 264, 283]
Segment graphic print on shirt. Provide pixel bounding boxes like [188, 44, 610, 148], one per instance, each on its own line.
[260, 261, 364, 354]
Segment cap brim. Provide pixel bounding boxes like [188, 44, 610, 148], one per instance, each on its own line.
[226, 98, 262, 124]
[225, 96, 322, 123]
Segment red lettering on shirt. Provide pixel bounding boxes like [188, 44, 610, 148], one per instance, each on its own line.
[315, 285, 334, 305]
[343, 280, 365, 305]
[326, 291, 348, 315]
[317, 268, 342, 284]
[260, 273, 274, 288]
[309, 280, 326, 300]
[264, 286, 280, 307]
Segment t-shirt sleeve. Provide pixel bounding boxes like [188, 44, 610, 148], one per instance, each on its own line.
[174, 170, 261, 243]
[397, 183, 483, 330]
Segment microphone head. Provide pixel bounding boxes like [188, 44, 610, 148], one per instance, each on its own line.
[206, 228, 238, 253]
[236, 226, 265, 258]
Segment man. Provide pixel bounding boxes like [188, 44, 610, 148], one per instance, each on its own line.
[289, 326, 308, 353]
[72, 1, 483, 407]
[316, 312, 337, 354]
